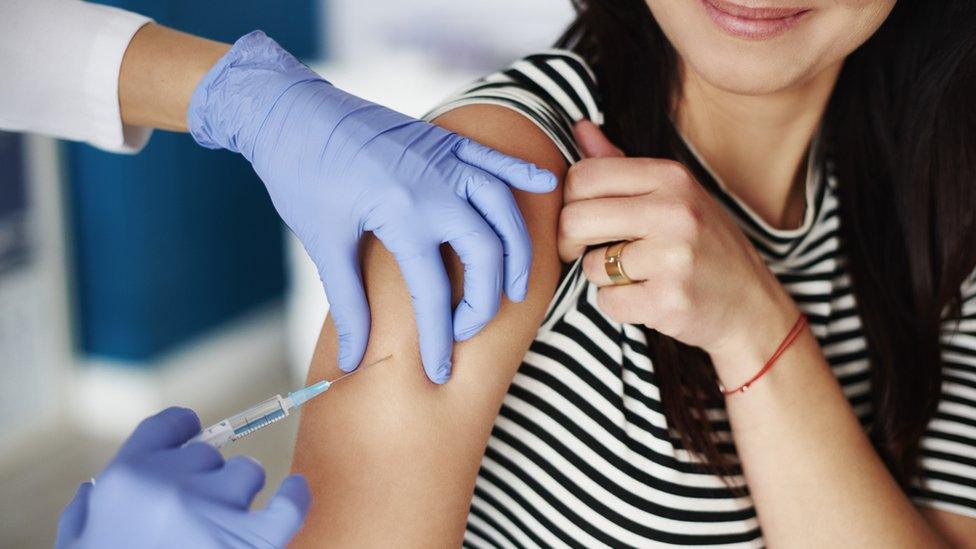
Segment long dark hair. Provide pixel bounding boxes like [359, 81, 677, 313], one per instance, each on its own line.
[562, 1, 976, 485]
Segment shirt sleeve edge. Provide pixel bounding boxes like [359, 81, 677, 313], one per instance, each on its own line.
[82, 6, 154, 154]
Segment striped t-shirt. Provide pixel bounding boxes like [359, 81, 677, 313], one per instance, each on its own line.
[425, 50, 976, 548]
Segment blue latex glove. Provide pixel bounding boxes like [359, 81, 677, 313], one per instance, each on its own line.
[55, 407, 310, 549]
[188, 31, 556, 383]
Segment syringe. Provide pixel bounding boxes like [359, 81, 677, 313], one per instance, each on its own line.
[189, 355, 391, 449]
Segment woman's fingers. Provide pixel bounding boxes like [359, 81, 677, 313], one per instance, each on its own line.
[595, 280, 677, 327]
[580, 238, 651, 287]
[559, 191, 698, 263]
[573, 119, 624, 159]
[564, 156, 692, 203]
[581, 237, 695, 288]
[558, 197, 665, 261]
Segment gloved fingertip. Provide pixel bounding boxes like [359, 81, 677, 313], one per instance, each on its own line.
[256, 474, 310, 544]
[337, 354, 359, 373]
[454, 321, 487, 342]
[508, 270, 529, 303]
[158, 406, 200, 424]
[56, 482, 93, 546]
[509, 288, 527, 303]
[429, 360, 452, 385]
[65, 481, 93, 511]
[531, 168, 558, 193]
[273, 475, 311, 516]
[452, 299, 495, 340]
[508, 164, 556, 193]
[336, 331, 367, 373]
[179, 441, 225, 471]
[323, 261, 370, 373]
[124, 407, 201, 454]
[339, 344, 362, 373]
[159, 407, 203, 436]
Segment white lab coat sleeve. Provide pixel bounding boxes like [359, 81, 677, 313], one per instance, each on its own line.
[0, 0, 154, 153]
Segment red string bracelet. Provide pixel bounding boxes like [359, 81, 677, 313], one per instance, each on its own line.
[719, 313, 808, 396]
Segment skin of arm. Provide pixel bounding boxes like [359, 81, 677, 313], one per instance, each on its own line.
[921, 508, 976, 548]
[717, 325, 955, 547]
[118, 23, 229, 132]
[718, 322, 976, 547]
[290, 104, 567, 547]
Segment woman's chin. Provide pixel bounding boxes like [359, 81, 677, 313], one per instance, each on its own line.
[682, 53, 828, 97]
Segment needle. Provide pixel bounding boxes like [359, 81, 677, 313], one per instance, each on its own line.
[329, 354, 393, 385]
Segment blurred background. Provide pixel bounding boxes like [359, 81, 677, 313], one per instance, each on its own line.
[0, 0, 573, 546]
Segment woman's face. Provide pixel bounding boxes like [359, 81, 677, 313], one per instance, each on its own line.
[646, 0, 896, 95]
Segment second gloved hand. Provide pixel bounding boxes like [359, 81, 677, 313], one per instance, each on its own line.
[188, 31, 557, 383]
[55, 407, 310, 549]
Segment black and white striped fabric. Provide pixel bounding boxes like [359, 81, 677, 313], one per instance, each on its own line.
[426, 50, 976, 548]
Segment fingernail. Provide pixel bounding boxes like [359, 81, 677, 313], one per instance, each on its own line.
[432, 361, 452, 384]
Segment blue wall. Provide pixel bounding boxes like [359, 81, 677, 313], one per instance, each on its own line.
[0, 133, 28, 275]
[68, 0, 320, 362]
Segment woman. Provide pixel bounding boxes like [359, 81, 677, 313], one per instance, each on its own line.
[292, 1, 976, 546]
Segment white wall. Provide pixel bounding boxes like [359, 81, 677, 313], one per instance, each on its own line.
[0, 136, 73, 463]
[326, 0, 575, 66]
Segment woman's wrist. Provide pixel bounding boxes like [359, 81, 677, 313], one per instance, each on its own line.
[707, 285, 802, 389]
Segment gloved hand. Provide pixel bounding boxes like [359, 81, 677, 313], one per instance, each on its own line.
[55, 407, 310, 549]
[188, 31, 556, 383]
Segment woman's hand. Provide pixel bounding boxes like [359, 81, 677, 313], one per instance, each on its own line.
[558, 121, 799, 385]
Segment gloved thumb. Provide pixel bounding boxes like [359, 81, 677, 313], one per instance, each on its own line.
[250, 475, 311, 547]
[319, 243, 370, 372]
[573, 120, 624, 158]
[55, 481, 93, 549]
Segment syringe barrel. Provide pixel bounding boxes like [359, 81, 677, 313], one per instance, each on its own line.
[226, 395, 289, 438]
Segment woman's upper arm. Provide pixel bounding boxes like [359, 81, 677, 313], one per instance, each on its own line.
[920, 508, 976, 548]
[290, 104, 567, 547]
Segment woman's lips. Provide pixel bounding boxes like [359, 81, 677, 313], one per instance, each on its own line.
[701, 0, 811, 40]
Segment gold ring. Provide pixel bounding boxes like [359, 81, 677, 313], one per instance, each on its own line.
[604, 241, 633, 285]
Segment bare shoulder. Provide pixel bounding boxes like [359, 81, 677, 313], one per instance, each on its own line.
[290, 104, 567, 547]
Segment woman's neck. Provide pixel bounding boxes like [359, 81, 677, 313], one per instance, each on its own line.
[675, 62, 842, 230]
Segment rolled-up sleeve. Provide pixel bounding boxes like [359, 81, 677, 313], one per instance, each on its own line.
[0, 0, 153, 153]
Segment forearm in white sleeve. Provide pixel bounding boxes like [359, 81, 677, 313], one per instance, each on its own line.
[0, 0, 153, 153]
